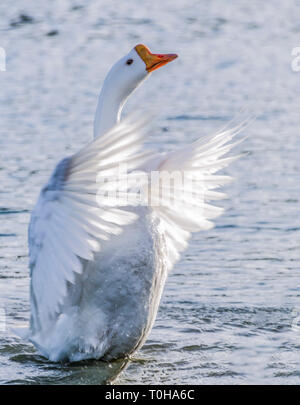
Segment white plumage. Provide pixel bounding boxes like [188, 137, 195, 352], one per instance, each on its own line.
[19, 44, 248, 362]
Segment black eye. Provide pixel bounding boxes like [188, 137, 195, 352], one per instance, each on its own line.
[126, 58, 133, 65]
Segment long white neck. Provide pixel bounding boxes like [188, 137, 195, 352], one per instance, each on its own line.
[93, 86, 125, 139]
[93, 55, 147, 138]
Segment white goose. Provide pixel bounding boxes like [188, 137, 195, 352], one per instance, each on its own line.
[23, 44, 246, 362]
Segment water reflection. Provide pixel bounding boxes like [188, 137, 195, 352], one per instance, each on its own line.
[8, 349, 130, 385]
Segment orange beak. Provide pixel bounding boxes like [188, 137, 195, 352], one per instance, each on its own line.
[135, 44, 178, 73]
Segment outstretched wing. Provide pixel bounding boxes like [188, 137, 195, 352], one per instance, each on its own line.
[29, 117, 151, 322]
[147, 119, 249, 270]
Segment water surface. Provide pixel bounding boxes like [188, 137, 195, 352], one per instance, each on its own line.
[0, 0, 300, 384]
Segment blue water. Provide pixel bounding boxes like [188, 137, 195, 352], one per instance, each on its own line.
[0, 0, 300, 384]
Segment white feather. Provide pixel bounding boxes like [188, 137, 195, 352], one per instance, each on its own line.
[145, 122, 248, 269]
[29, 118, 150, 323]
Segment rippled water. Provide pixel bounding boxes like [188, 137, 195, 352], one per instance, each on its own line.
[1, 0, 300, 384]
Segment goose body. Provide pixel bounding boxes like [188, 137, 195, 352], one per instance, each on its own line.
[30, 206, 167, 362]
[22, 44, 246, 362]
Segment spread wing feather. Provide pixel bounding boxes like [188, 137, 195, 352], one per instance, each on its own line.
[148, 119, 249, 269]
[29, 117, 151, 323]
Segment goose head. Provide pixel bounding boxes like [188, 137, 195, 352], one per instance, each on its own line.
[94, 44, 178, 138]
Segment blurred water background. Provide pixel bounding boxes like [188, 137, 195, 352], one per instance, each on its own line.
[0, 0, 300, 384]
